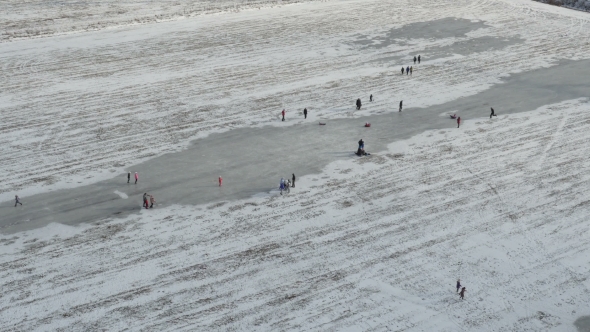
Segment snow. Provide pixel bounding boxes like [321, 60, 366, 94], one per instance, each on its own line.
[2, 0, 590, 330]
[2, 100, 590, 330]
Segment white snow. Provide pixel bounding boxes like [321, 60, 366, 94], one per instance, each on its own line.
[2, 100, 590, 330]
[2, 0, 590, 330]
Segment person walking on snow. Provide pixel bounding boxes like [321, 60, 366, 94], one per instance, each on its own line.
[304, 108, 308, 119]
[457, 116, 461, 128]
[134, 172, 139, 184]
[14, 195, 22, 207]
[149, 195, 156, 208]
[356, 98, 362, 110]
[292, 173, 296, 188]
[219, 176, 222, 187]
[410, 66, 413, 75]
[127, 172, 131, 183]
[280, 178, 285, 195]
[414, 56, 417, 64]
[401, 67, 405, 75]
[370, 94, 373, 102]
[490, 107, 497, 118]
[406, 66, 410, 75]
[418, 55, 421, 63]
[459, 287, 466, 299]
[399, 100, 403, 112]
[456, 279, 462, 293]
[282, 109, 285, 121]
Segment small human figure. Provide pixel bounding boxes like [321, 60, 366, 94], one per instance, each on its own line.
[14, 195, 22, 207]
[406, 66, 410, 75]
[364, 123, 371, 127]
[410, 66, 413, 75]
[281, 109, 285, 121]
[134, 172, 139, 184]
[149, 195, 156, 208]
[280, 177, 285, 195]
[399, 100, 403, 112]
[292, 173, 296, 188]
[370, 94, 373, 102]
[490, 107, 497, 118]
[218, 176, 223, 186]
[456, 279, 461, 293]
[127, 172, 131, 183]
[414, 56, 417, 64]
[457, 116, 461, 128]
[304, 108, 308, 119]
[418, 55, 421, 63]
[401, 67, 405, 75]
[358, 139, 364, 150]
[356, 98, 362, 110]
[143, 193, 149, 209]
[459, 287, 466, 299]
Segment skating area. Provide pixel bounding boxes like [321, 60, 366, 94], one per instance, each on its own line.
[1, 0, 590, 330]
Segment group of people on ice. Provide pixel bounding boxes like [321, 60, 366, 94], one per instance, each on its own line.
[279, 174, 296, 195]
[142, 192, 156, 209]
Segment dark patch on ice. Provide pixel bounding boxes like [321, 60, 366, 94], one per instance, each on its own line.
[352, 17, 488, 49]
[575, 316, 590, 332]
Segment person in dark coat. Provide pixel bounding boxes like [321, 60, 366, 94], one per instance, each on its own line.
[413, 56, 417, 64]
[459, 287, 466, 299]
[456, 279, 461, 293]
[356, 98, 362, 110]
[401, 67, 405, 75]
[127, 172, 131, 183]
[304, 108, 308, 119]
[418, 55, 421, 63]
[406, 66, 410, 75]
[457, 116, 461, 128]
[15, 195, 22, 207]
[281, 109, 285, 121]
[490, 107, 496, 118]
[292, 174, 296, 188]
[370, 94, 373, 102]
[399, 100, 403, 112]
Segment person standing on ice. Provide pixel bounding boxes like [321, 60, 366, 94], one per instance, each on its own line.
[414, 56, 417, 64]
[292, 173, 296, 188]
[410, 66, 413, 75]
[490, 107, 497, 118]
[134, 172, 139, 184]
[418, 55, 421, 63]
[406, 66, 410, 75]
[459, 287, 466, 299]
[218, 176, 222, 186]
[457, 116, 461, 128]
[127, 172, 131, 183]
[401, 67, 405, 75]
[281, 109, 285, 121]
[149, 195, 156, 208]
[356, 98, 362, 110]
[14, 195, 22, 207]
[280, 178, 285, 195]
[304, 108, 308, 119]
[456, 279, 462, 293]
[370, 94, 373, 102]
[143, 193, 149, 209]
[399, 100, 403, 112]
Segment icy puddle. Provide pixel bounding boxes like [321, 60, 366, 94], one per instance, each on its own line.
[2, 58, 590, 233]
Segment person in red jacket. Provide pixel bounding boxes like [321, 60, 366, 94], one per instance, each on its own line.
[218, 176, 222, 186]
[281, 109, 285, 121]
[457, 116, 461, 128]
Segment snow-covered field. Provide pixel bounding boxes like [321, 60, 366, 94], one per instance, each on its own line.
[2, 101, 590, 330]
[2, 0, 590, 330]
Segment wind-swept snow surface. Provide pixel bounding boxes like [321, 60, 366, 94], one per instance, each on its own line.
[1, 0, 590, 202]
[1, 102, 590, 330]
